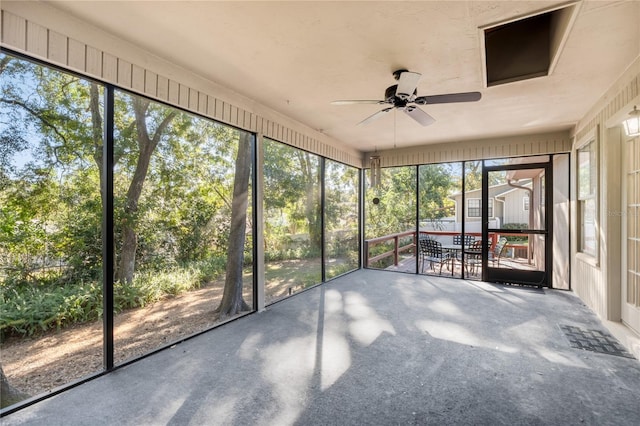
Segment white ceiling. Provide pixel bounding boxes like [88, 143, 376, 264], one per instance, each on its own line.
[46, 0, 639, 153]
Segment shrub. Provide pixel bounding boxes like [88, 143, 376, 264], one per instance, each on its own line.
[1, 280, 102, 339]
[502, 223, 529, 243]
[0, 259, 224, 340]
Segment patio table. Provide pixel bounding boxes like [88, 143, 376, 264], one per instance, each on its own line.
[441, 244, 469, 270]
[441, 244, 471, 255]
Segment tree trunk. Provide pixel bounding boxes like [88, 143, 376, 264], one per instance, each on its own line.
[216, 132, 252, 318]
[298, 151, 322, 248]
[115, 141, 153, 284]
[115, 98, 176, 283]
[1, 364, 29, 408]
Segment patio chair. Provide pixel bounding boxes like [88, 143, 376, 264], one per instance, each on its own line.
[419, 238, 452, 275]
[453, 234, 475, 246]
[464, 239, 483, 275]
[452, 234, 476, 263]
[489, 237, 508, 267]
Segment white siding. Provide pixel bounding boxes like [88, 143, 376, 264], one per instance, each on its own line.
[502, 190, 530, 225]
[574, 257, 608, 317]
[365, 131, 572, 168]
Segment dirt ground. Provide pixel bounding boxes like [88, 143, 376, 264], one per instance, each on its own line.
[1, 281, 231, 398]
[1, 261, 306, 400]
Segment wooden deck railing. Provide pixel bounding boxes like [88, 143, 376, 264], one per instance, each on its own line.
[364, 231, 417, 268]
[364, 230, 501, 268]
[365, 229, 538, 269]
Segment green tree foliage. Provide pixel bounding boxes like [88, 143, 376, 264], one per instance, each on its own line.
[419, 163, 458, 221]
[1, 55, 103, 284]
[365, 166, 418, 239]
[114, 94, 178, 283]
[0, 52, 251, 339]
[324, 160, 359, 278]
[463, 161, 506, 191]
[263, 139, 322, 259]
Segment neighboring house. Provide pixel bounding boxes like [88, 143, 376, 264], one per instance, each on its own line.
[449, 182, 533, 230]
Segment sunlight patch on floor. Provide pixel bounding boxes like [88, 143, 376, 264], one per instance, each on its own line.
[321, 289, 351, 391]
[321, 331, 351, 391]
[238, 332, 264, 360]
[203, 393, 242, 425]
[504, 318, 588, 366]
[260, 335, 316, 425]
[533, 346, 588, 367]
[427, 299, 464, 317]
[416, 319, 518, 353]
[344, 291, 396, 347]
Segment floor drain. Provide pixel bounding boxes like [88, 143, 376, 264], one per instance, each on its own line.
[559, 324, 635, 359]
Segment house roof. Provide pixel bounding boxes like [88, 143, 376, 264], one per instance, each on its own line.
[38, 1, 640, 153]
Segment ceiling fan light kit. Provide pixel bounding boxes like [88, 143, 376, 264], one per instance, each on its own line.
[332, 69, 482, 126]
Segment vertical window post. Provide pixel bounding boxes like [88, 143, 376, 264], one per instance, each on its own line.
[102, 85, 115, 370]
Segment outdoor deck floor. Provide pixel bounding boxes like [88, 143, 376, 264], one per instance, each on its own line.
[386, 255, 538, 278]
[4, 269, 640, 425]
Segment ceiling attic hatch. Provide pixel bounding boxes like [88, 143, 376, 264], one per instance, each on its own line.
[481, 2, 580, 87]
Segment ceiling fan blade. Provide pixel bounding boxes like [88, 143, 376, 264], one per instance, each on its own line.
[331, 99, 386, 105]
[396, 71, 422, 99]
[414, 91, 482, 105]
[403, 106, 435, 126]
[357, 107, 394, 125]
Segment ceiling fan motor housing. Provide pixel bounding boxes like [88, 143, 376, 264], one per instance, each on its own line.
[385, 84, 416, 105]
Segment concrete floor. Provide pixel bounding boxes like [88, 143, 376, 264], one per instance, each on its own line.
[4, 270, 640, 425]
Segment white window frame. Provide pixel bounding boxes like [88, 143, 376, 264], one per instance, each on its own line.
[523, 195, 530, 211]
[467, 197, 494, 218]
[576, 128, 599, 260]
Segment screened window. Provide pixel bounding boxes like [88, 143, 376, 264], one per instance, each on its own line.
[578, 138, 597, 257]
[467, 198, 493, 217]
[419, 162, 462, 277]
[324, 160, 360, 279]
[364, 166, 416, 270]
[113, 90, 254, 363]
[0, 52, 104, 404]
[263, 139, 322, 303]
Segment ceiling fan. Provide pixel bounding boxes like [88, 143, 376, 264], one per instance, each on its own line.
[331, 69, 482, 126]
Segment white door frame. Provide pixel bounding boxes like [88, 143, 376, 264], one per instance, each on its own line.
[621, 133, 640, 334]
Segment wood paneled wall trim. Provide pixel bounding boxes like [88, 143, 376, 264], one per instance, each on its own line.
[363, 130, 572, 168]
[0, 7, 361, 168]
